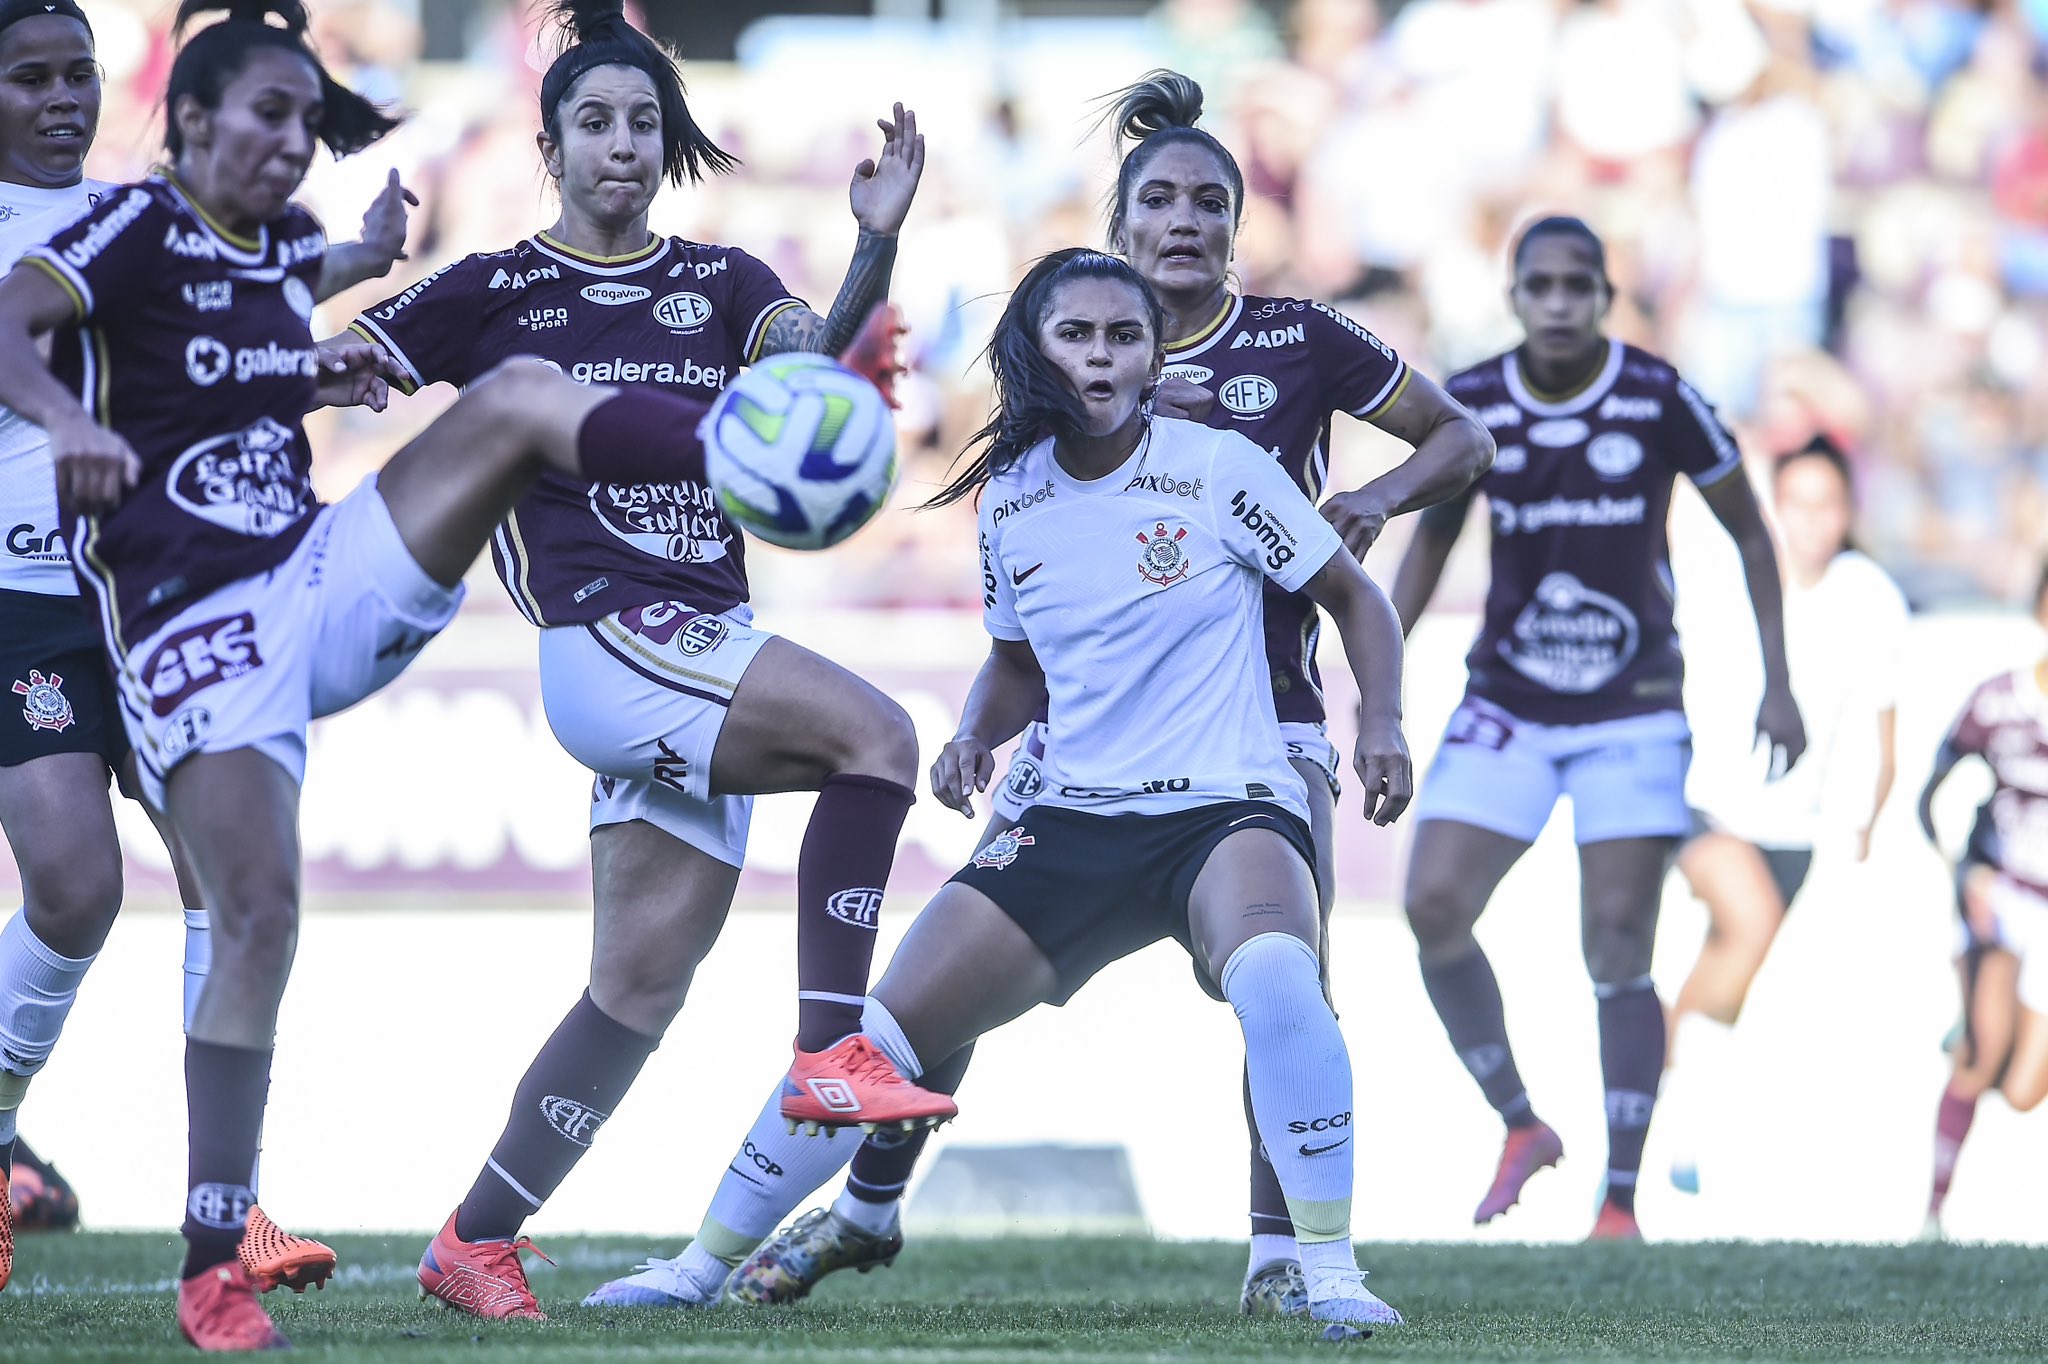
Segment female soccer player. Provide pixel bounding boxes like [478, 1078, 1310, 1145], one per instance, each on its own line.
[591, 248, 1414, 1328]
[1919, 571, 2048, 1237]
[725, 69, 1492, 1319]
[0, 0, 779, 1346]
[1664, 435, 1907, 1192]
[0, 0, 411, 1295]
[1389, 216, 1803, 1240]
[344, 0, 947, 1320]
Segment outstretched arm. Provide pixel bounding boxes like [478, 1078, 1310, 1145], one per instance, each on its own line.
[316, 169, 419, 303]
[1699, 470, 1806, 777]
[758, 104, 924, 359]
[932, 637, 1046, 817]
[1303, 551, 1412, 826]
[1321, 371, 1493, 557]
[1388, 491, 1471, 637]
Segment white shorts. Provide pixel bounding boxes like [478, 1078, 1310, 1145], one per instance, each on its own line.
[539, 601, 774, 867]
[1975, 875, 2048, 1016]
[116, 479, 463, 808]
[1412, 698, 1692, 845]
[989, 719, 1339, 823]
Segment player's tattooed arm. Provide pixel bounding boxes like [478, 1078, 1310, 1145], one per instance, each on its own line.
[1323, 370, 1493, 558]
[316, 170, 419, 304]
[757, 104, 922, 359]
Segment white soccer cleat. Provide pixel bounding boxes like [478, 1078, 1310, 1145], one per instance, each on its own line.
[1305, 1264, 1404, 1327]
[580, 1254, 724, 1310]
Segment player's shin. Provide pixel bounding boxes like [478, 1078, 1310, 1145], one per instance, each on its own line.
[794, 775, 914, 1049]
[683, 1084, 866, 1282]
[1930, 1084, 1977, 1216]
[1244, 1066, 1299, 1273]
[1420, 946, 1538, 1127]
[833, 1042, 972, 1235]
[182, 1040, 272, 1278]
[1595, 976, 1663, 1216]
[1222, 934, 1356, 1287]
[0, 908, 98, 1163]
[455, 991, 658, 1242]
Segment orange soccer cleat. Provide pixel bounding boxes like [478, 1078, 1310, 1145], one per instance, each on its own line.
[0, 1168, 14, 1293]
[417, 1211, 550, 1320]
[778, 1033, 958, 1134]
[177, 1260, 291, 1352]
[237, 1205, 336, 1294]
[1588, 1198, 1643, 1242]
[836, 303, 906, 408]
[1474, 1121, 1565, 1225]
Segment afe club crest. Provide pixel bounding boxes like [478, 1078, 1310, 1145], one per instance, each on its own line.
[1136, 522, 1191, 586]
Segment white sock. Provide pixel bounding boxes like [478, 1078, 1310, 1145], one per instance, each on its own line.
[182, 908, 211, 1033]
[1248, 1231, 1298, 1274]
[832, 1186, 900, 1237]
[1223, 933, 1353, 1251]
[673, 1241, 737, 1297]
[0, 908, 98, 1143]
[1299, 1235, 1361, 1296]
[860, 995, 923, 1080]
[695, 1082, 862, 1265]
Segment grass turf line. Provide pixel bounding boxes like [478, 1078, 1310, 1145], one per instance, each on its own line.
[2, 1235, 2044, 1361]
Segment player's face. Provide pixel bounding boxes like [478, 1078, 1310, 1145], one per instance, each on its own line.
[1510, 234, 1610, 367]
[177, 48, 323, 227]
[1119, 141, 1235, 297]
[1037, 277, 1160, 438]
[544, 65, 663, 225]
[1772, 455, 1852, 576]
[0, 17, 99, 190]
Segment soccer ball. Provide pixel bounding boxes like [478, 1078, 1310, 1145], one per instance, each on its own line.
[702, 352, 898, 551]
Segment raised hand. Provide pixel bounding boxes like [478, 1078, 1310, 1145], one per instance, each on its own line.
[848, 103, 925, 238]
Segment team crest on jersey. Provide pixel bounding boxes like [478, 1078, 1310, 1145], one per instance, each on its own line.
[1500, 572, 1641, 694]
[12, 670, 74, 732]
[973, 826, 1036, 870]
[1586, 432, 1643, 480]
[1136, 521, 1191, 585]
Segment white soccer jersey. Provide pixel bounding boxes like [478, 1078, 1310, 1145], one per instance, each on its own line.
[978, 416, 1344, 823]
[0, 177, 114, 595]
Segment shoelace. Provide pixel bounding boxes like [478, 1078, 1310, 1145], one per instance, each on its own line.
[479, 1235, 554, 1282]
[1304, 1263, 1371, 1302]
[837, 1037, 913, 1088]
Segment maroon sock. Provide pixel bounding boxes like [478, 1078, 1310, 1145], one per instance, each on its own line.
[456, 991, 659, 1242]
[1420, 947, 1539, 1128]
[846, 1044, 972, 1204]
[1596, 977, 1664, 1215]
[795, 774, 914, 1051]
[1244, 1063, 1293, 1239]
[1931, 1085, 1977, 1212]
[181, 1040, 272, 1279]
[576, 391, 713, 487]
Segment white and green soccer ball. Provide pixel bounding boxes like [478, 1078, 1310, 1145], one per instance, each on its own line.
[702, 352, 898, 551]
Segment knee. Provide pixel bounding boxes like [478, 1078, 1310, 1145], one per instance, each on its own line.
[208, 888, 299, 977]
[2005, 1066, 2048, 1113]
[1405, 870, 1481, 963]
[1582, 900, 1657, 981]
[831, 694, 919, 786]
[20, 850, 123, 956]
[464, 359, 561, 450]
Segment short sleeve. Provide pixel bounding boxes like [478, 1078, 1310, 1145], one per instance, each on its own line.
[349, 258, 487, 393]
[1309, 301, 1409, 421]
[20, 186, 166, 321]
[1945, 685, 1994, 760]
[977, 500, 1024, 641]
[1207, 428, 1342, 592]
[1665, 376, 1743, 487]
[719, 248, 807, 363]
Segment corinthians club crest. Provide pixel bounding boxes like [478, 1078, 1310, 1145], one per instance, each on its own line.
[12, 670, 74, 733]
[972, 826, 1036, 870]
[1136, 521, 1191, 585]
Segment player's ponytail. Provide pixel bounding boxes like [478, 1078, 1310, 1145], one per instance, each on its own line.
[926, 249, 1165, 510]
[1099, 69, 1244, 252]
[537, 0, 736, 187]
[166, 0, 399, 158]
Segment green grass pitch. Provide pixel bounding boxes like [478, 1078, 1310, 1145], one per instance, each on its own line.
[3, 1235, 2046, 1361]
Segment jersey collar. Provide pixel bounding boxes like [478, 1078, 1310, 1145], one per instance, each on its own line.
[1505, 338, 1624, 417]
[1163, 294, 1242, 363]
[155, 171, 268, 266]
[530, 230, 672, 277]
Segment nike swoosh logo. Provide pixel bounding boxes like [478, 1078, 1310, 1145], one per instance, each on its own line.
[726, 1164, 767, 1188]
[1299, 1137, 1351, 1157]
[1012, 563, 1044, 585]
[1228, 814, 1271, 828]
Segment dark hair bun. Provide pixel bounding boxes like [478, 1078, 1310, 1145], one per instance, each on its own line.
[542, 0, 628, 49]
[1110, 69, 1205, 143]
[174, 0, 310, 39]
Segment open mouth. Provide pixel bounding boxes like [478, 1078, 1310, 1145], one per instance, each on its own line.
[1160, 245, 1203, 263]
[1083, 380, 1116, 400]
[37, 125, 84, 143]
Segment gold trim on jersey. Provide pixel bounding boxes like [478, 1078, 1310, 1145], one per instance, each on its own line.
[534, 230, 664, 266]
[498, 508, 546, 625]
[1360, 365, 1411, 422]
[159, 171, 261, 253]
[594, 615, 742, 696]
[747, 300, 805, 363]
[21, 255, 85, 320]
[1165, 294, 1237, 355]
[345, 320, 420, 396]
[76, 514, 127, 659]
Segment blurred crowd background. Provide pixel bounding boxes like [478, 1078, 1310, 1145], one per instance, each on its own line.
[74, 0, 2048, 610]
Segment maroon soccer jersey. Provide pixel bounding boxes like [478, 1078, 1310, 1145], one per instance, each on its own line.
[1437, 340, 1742, 726]
[1162, 294, 1407, 723]
[1945, 671, 2048, 898]
[23, 177, 326, 650]
[352, 234, 804, 626]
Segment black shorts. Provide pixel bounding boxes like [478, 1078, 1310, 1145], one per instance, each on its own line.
[1684, 808, 1812, 909]
[949, 801, 1317, 1006]
[0, 587, 126, 770]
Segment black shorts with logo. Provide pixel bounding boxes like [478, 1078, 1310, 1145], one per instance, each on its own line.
[0, 587, 126, 770]
[949, 800, 1318, 1005]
